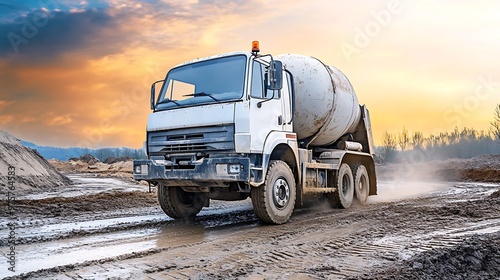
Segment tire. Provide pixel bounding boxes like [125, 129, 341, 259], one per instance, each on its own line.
[157, 184, 206, 219]
[354, 165, 369, 205]
[251, 160, 296, 225]
[328, 163, 354, 209]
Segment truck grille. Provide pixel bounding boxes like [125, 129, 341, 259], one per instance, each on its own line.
[148, 124, 235, 156]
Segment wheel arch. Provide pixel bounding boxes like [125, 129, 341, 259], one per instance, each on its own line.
[253, 131, 299, 187]
[341, 153, 377, 195]
[269, 143, 299, 183]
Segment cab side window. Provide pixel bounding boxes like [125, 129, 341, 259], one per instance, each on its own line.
[251, 61, 279, 99]
[251, 61, 264, 98]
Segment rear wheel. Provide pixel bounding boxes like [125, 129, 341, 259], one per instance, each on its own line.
[328, 163, 354, 209]
[354, 165, 369, 205]
[251, 160, 296, 224]
[157, 184, 207, 219]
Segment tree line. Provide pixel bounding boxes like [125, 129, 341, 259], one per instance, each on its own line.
[80, 147, 147, 162]
[378, 104, 500, 163]
[23, 141, 147, 161]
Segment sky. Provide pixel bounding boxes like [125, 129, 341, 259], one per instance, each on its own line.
[0, 0, 499, 148]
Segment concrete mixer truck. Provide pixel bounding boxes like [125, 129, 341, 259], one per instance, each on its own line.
[134, 42, 377, 224]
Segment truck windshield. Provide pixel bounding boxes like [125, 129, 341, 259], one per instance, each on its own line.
[156, 55, 247, 110]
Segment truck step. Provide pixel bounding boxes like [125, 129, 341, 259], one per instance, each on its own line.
[304, 162, 336, 169]
[303, 187, 336, 194]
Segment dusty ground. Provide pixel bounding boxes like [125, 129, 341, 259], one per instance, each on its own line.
[1, 134, 499, 279]
[377, 154, 500, 183]
[1, 177, 499, 279]
[49, 158, 136, 181]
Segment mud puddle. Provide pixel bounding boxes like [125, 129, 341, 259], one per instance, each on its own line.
[19, 174, 146, 200]
[1, 180, 499, 279]
[0, 209, 258, 277]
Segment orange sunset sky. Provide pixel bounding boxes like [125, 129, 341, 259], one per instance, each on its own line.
[0, 0, 499, 148]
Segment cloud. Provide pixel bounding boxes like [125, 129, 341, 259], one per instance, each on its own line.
[0, 0, 286, 65]
[0, 8, 125, 62]
[0, 1, 236, 63]
[46, 113, 74, 126]
[0, 1, 32, 20]
[1, 0, 497, 148]
[0, 115, 14, 125]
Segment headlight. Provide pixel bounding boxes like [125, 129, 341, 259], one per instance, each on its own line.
[216, 164, 242, 175]
[134, 165, 141, 174]
[134, 165, 148, 175]
[228, 164, 241, 174]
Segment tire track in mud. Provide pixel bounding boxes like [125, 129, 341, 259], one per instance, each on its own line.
[203, 219, 500, 279]
[157, 186, 500, 279]
[0, 199, 257, 246]
[151, 218, 500, 280]
[3, 183, 499, 279]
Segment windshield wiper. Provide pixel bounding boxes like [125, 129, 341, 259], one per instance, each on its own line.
[156, 98, 181, 106]
[183, 92, 220, 102]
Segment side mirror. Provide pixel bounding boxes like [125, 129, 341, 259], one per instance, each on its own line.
[150, 80, 164, 110]
[267, 60, 283, 90]
[150, 83, 156, 110]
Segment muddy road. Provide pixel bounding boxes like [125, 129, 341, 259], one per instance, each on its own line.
[1, 176, 499, 279]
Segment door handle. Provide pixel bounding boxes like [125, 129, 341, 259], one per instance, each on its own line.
[278, 115, 283, 125]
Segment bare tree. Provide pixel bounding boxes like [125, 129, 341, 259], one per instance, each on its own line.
[381, 131, 397, 162]
[382, 131, 397, 150]
[412, 131, 424, 149]
[398, 127, 410, 151]
[491, 104, 500, 141]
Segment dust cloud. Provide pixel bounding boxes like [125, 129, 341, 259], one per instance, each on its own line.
[370, 154, 500, 203]
[368, 181, 453, 203]
[370, 161, 454, 203]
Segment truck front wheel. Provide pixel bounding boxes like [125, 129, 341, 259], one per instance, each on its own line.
[251, 160, 296, 225]
[328, 163, 354, 209]
[157, 184, 206, 219]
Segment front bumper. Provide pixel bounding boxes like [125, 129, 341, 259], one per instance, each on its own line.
[133, 157, 251, 184]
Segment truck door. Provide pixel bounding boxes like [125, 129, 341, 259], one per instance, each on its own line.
[280, 72, 293, 132]
[248, 60, 286, 152]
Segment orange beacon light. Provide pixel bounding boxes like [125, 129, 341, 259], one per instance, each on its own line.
[251, 41, 260, 54]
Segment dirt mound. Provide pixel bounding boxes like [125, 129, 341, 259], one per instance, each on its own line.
[441, 154, 500, 170]
[0, 131, 71, 195]
[437, 154, 500, 182]
[377, 154, 500, 182]
[459, 168, 500, 182]
[103, 156, 134, 164]
[49, 159, 134, 179]
[69, 154, 100, 164]
[0, 191, 157, 218]
[355, 232, 500, 280]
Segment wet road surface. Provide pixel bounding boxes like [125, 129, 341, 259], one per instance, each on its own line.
[1, 177, 499, 279]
